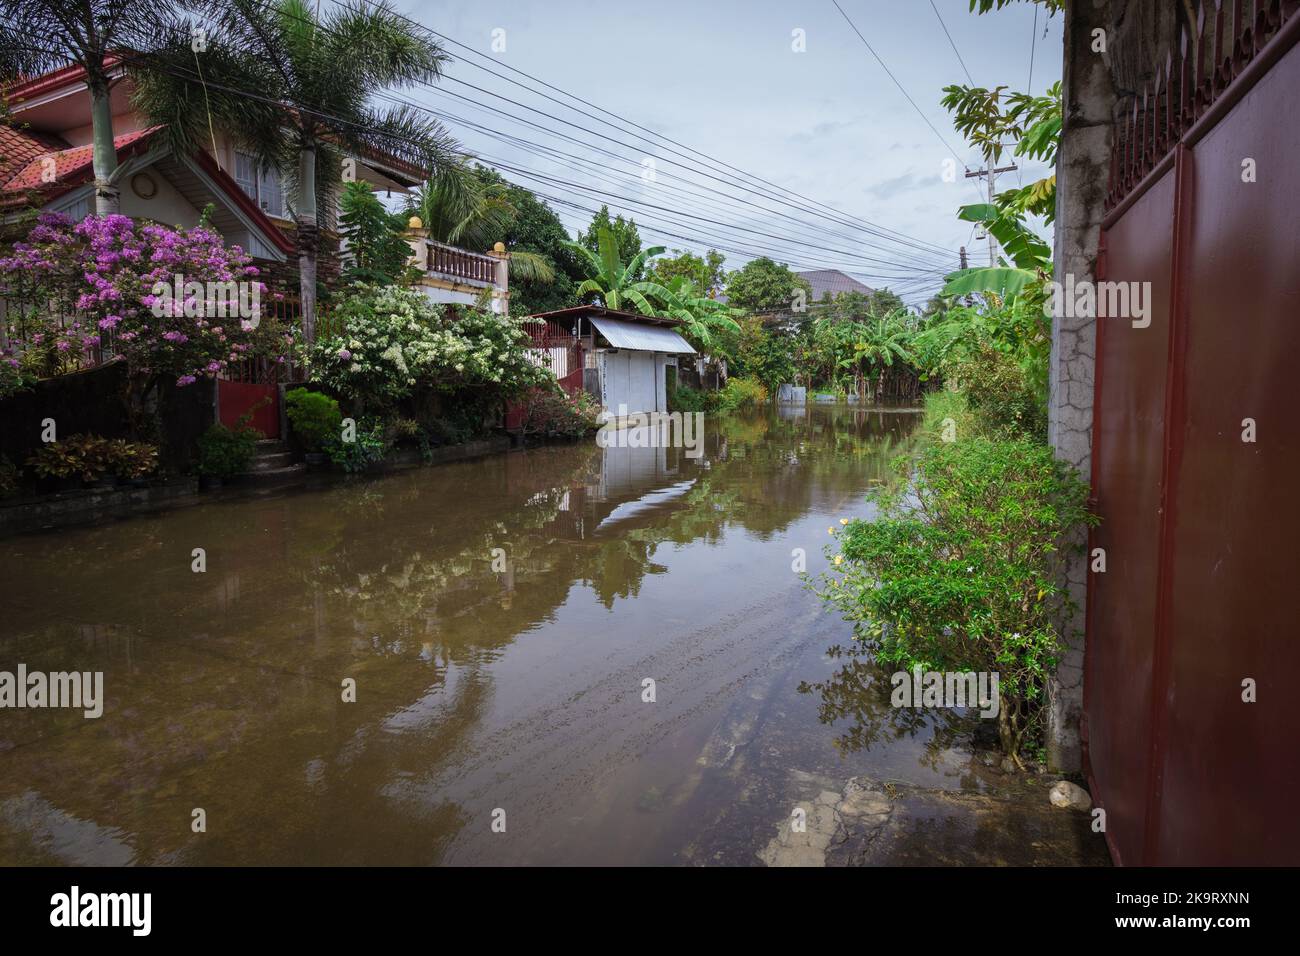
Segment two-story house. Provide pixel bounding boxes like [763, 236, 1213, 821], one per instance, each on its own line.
[1, 57, 508, 313]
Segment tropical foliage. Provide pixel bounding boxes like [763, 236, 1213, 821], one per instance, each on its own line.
[413, 160, 557, 285]
[818, 438, 1094, 761]
[338, 182, 415, 288]
[131, 0, 460, 341]
[304, 285, 551, 407]
[563, 226, 670, 316]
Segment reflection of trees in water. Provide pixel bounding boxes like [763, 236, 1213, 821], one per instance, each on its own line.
[798, 644, 969, 775]
[0, 406, 922, 863]
[318, 406, 917, 641]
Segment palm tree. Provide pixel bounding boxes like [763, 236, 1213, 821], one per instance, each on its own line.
[0, 0, 175, 216]
[412, 160, 554, 283]
[131, 0, 460, 343]
[562, 225, 670, 315]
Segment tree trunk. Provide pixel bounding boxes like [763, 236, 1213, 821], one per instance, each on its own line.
[296, 145, 319, 344]
[88, 78, 119, 217]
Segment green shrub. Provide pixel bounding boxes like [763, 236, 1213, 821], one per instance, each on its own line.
[106, 440, 158, 479]
[390, 417, 422, 441]
[26, 434, 115, 482]
[25, 435, 158, 483]
[957, 345, 1047, 441]
[920, 389, 977, 444]
[720, 376, 768, 409]
[667, 380, 711, 413]
[285, 388, 343, 451]
[197, 421, 262, 478]
[669, 376, 767, 414]
[1, 355, 30, 399]
[327, 417, 389, 473]
[816, 438, 1096, 762]
[518, 388, 601, 438]
[0, 455, 20, 497]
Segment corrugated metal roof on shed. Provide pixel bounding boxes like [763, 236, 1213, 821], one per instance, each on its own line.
[590, 317, 696, 354]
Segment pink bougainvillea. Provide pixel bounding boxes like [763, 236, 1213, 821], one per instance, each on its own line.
[0, 212, 288, 386]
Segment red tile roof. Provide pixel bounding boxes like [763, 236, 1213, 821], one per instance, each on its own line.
[0, 124, 72, 184]
[2, 127, 158, 192]
[0, 127, 161, 209]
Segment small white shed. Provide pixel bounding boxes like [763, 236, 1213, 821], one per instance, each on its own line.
[588, 316, 696, 415]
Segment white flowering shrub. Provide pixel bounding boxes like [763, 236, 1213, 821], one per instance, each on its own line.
[305, 286, 552, 406]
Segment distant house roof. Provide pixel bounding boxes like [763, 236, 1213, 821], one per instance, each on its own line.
[797, 269, 875, 302]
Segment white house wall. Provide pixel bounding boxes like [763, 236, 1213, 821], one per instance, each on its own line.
[119, 166, 202, 228]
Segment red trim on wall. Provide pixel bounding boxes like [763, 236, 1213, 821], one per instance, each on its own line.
[1140, 143, 1195, 866]
[1082, 230, 1117, 864]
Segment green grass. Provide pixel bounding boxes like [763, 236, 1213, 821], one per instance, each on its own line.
[919, 389, 979, 445]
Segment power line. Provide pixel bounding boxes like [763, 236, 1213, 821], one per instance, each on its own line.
[831, 0, 979, 192]
[347, 0, 957, 260]
[408, 85, 956, 268]
[1027, 3, 1040, 96]
[929, 0, 976, 85]
[2, 25, 955, 300]
[2, 34, 950, 296]
[242, 0, 964, 268]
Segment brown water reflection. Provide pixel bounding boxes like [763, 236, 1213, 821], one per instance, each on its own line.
[0, 405, 984, 866]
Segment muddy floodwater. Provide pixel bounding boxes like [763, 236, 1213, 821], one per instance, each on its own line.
[0, 406, 1107, 866]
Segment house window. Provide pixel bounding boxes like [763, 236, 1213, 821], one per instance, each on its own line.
[234, 150, 287, 218]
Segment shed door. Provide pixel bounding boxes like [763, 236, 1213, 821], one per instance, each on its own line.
[629, 352, 657, 413]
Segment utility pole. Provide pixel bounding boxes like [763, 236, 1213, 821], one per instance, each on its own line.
[958, 245, 968, 270]
[965, 161, 1017, 264]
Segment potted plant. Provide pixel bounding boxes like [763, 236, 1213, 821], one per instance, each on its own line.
[285, 387, 343, 467]
[196, 419, 262, 490]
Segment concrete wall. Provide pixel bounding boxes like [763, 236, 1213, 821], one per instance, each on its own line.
[1046, 0, 1115, 772]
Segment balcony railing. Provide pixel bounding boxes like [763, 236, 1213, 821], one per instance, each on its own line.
[427, 240, 497, 284]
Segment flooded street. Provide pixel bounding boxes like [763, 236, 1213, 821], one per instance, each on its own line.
[0, 406, 1104, 866]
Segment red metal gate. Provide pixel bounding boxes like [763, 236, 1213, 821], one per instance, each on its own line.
[217, 379, 279, 438]
[505, 320, 586, 430]
[1087, 1, 1300, 865]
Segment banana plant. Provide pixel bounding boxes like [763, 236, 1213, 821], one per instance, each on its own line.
[654, 277, 741, 351]
[561, 226, 671, 316]
[941, 203, 1051, 300]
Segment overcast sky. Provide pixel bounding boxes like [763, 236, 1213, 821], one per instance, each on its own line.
[387, 0, 1063, 304]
